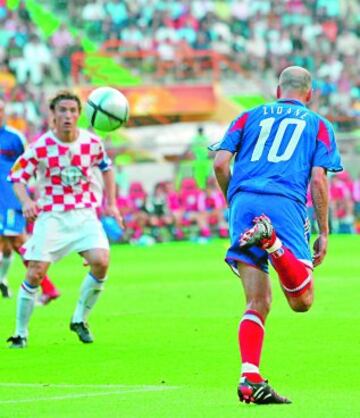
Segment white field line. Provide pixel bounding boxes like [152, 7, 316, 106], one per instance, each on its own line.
[0, 383, 175, 389]
[0, 384, 179, 404]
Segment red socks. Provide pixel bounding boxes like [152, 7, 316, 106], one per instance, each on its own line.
[40, 275, 58, 295]
[269, 247, 312, 297]
[239, 310, 265, 383]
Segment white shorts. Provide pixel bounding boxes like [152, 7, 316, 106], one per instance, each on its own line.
[23, 208, 109, 263]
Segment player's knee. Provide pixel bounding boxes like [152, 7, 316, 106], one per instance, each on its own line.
[288, 291, 313, 312]
[27, 263, 46, 286]
[91, 253, 109, 273]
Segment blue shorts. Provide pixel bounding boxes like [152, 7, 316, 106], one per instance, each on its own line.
[226, 192, 311, 274]
[0, 208, 26, 236]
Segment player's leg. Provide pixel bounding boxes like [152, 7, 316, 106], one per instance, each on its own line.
[236, 262, 291, 404]
[0, 208, 27, 297]
[7, 260, 50, 348]
[225, 192, 291, 403]
[239, 194, 314, 312]
[237, 262, 271, 383]
[70, 248, 109, 343]
[240, 214, 313, 312]
[0, 237, 13, 297]
[10, 233, 61, 304]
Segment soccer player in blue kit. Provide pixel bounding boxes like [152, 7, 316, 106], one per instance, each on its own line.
[0, 96, 59, 302]
[212, 67, 342, 404]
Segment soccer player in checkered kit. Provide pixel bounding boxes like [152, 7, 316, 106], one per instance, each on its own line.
[7, 91, 124, 348]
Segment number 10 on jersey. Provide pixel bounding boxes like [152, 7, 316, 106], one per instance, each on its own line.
[251, 117, 306, 163]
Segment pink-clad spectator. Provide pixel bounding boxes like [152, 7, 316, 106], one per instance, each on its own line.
[352, 173, 360, 230]
[178, 178, 210, 238]
[126, 181, 149, 240]
[329, 173, 354, 233]
[163, 180, 184, 240]
[198, 177, 228, 238]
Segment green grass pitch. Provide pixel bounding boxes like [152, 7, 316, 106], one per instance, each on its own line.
[0, 235, 359, 418]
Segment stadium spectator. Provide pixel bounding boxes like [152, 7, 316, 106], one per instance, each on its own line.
[178, 177, 211, 238]
[353, 173, 360, 232]
[146, 182, 175, 242]
[22, 34, 61, 85]
[7, 90, 124, 348]
[50, 23, 74, 84]
[329, 173, 355, 233]
[127, 181, 149, 241]
[0, 95, 60, 302]
[198, 176, 228, 238]
[212, 66, 342, 404]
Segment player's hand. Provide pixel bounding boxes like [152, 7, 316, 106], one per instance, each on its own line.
[22, 200, 39, 223]
[312, 234, 328, 267]
[106, 204, 125, 229]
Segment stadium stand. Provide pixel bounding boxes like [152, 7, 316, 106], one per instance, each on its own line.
[0, 0, 359, 241]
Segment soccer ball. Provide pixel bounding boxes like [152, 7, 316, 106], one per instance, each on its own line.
[85, 86, 129, 132]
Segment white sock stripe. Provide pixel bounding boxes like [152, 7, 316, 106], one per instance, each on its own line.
[88, 273, 107, 283]
[265, 237, 282, 254]
[241, 313, 264, 330]
[282, 275, 312, 293]
[21, 282, 38, 295]
[241, 362, 260, 374]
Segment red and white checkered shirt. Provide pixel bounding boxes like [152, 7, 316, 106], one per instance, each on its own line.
[9, 129, 112, 212]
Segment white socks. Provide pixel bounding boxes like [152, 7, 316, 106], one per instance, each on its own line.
[15, 281, 38, 338]
[0, 255, 13, 284]
[72, 273, 106, 323]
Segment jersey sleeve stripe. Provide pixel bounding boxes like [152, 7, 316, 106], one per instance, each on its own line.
[316, 120, 331, 150]
[229, 112, 249, 133]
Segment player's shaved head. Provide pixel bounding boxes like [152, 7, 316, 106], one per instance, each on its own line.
[279, 66, 312, 93]
[277, 66, 312, 103]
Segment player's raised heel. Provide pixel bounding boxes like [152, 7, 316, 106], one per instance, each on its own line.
[38, 290, 61, 305]
[237, 377, 291, 405]
[70, 321, 94, 343]
[7, 335, 27, 349]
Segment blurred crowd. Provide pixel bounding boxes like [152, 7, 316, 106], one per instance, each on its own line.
[102, 168, 360, 245]
[0, 0, 359, 239]
[0, 0, 358, 133]
[54, 0, 359, 128]
[100, 176, 229, 244]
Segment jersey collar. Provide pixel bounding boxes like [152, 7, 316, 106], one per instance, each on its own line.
[277, 99, 305, 107]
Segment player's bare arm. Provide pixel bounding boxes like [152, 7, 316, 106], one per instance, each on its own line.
[310, 166, 329, 267]
[102, 168, 125, 229]
[13, 182, 38, 223]
[213, 150, 233, 203]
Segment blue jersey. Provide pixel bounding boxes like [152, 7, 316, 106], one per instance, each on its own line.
[217, 99, 343, 204]
[0, 125, 26, 211]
